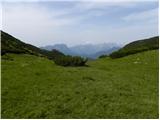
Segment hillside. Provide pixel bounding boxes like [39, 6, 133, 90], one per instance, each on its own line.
[1, 31, 88, 66]
[1, 31, 64, 59]
[2, 50, 158, 118]
[109, 36, 159, 58]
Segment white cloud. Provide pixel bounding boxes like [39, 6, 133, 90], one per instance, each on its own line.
[2, 3, 84, 46]
[3, 3, 76, 27]
[2, 1, 158, 47]
[123, 8, 158, 22]
[0, 2, 2, 30]
[70, 23, 158, 46]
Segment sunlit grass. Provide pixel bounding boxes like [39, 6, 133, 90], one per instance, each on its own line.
[1, 50, 158, 118]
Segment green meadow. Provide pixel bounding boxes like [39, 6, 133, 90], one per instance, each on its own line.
[1, 50, 158, 118]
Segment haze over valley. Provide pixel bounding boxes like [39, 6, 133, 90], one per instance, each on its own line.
[41, 43, 120, 59]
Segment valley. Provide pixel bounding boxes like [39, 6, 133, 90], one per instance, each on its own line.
[1, 1, 159, 119]
[2, 50, 159, 118]
[1, 31, 159, 118]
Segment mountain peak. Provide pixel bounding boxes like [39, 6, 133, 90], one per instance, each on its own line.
[41, 43, 120, 59]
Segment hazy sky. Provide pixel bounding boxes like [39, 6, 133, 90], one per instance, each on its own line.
[1, 0, 159, 47]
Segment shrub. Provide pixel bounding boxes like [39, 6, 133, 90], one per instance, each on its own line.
[99, 55, 108, 59]
[54, 55, 88, 66]
[109, 48, 152, 59]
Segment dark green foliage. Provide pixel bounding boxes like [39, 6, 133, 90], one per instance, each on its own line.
[54, 55, 88, 66]
[1, 31, 65, 60]
[1, 31, 87, 66]
[99, 55, 108, 58]
[1, 30, 39, 55]
[110, 36, 159, 58]
[40, 49, 65, 60]
[1, 54, 14, 61]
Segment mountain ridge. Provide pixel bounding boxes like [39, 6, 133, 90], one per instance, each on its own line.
[1, 30, 158, 60]
[41, 43, 120, 59]
[1, 30, 65, 59]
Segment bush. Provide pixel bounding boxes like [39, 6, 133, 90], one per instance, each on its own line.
[1, 49, 26, 55]
[99, 55, 108, 59]
[54, 55, 88, 66]
[109, 48, 151, 59]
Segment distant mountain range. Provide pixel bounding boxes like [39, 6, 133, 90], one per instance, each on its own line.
[41, 43, 120, 59]
[1, 30, 120, 59]
[2, 30, 158, 60]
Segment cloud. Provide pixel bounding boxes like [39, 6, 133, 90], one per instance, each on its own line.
[2, 1, 158, 47]
[68, 22, 158, 46]
[3, 3, 77, 27]
[123, 8, 158, 23]
[2, 2, 85, 46]
[0, 3, 2, 29]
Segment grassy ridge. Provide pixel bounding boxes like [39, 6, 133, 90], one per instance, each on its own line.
[1, 31, 87, 66]
[109, 36, 158, 58]
[1, 31, 65, 59]
[2, 50, 158, 118]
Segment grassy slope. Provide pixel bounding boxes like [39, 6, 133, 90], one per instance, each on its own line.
[1, 31, 65, 59]
[109, 36, 158, 58]
[2, 50, 159, 118]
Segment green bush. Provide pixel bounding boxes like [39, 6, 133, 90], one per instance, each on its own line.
[54, 55, 88, 66]
[99, 55, 108, 59]
[109, 48, 157, 59]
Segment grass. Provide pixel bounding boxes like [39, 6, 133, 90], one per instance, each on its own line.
[1, 50, 159, 118]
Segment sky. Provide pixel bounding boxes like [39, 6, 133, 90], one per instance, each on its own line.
[1, 0, 159, 47]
